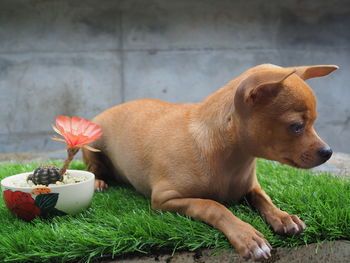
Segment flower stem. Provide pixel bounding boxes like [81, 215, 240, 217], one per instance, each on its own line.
[60, 147, 80, 177]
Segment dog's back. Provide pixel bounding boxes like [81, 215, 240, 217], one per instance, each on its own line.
[83, 98, 196, 196]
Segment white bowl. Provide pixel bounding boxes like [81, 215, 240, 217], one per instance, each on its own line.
[1, 170, 95, 221]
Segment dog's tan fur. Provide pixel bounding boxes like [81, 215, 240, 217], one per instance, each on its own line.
[83, 64, 338, 261]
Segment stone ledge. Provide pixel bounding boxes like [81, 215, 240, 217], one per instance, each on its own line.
[100, 240, 350, 263]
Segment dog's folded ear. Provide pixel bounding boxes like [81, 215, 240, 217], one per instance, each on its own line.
[243, 68, 295, 105]
[287, 65, 339, 80]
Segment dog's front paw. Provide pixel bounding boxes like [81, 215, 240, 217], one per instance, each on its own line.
[231, 224, 272, 261]
[272, 214, 306, 236]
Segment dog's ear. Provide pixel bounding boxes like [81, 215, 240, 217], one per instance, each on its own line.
[287, 65, 339, 80]
[244, 68, 295, 105]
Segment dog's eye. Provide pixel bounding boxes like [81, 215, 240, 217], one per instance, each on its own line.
[289, 123, 305, 134]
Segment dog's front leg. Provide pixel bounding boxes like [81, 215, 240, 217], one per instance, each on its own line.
[152, 187, 272, 261]
[247, 185, 306, 236]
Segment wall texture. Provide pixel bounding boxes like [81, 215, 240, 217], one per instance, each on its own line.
[0, 0, 349, 153]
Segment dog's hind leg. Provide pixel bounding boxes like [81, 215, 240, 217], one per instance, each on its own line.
[83, 148, 113, 191]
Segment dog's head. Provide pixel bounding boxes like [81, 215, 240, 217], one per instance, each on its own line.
[234, 64, 338, 168]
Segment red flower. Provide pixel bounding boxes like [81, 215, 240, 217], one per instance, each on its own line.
[52, 116, 102, 152]
[3, 190, 41, 221]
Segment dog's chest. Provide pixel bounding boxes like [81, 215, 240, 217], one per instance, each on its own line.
[207, 165, 255, 203]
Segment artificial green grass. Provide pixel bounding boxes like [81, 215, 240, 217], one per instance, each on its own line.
[0, 160, 349, 262]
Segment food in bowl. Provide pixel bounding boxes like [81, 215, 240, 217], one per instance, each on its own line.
[11, 171, 88, 187]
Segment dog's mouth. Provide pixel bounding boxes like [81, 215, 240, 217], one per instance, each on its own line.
[283, 158, 301, 168]
[283, 157, 320, 169]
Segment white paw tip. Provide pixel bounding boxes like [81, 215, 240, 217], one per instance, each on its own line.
[261, 244, 271, 254]
[253, 248, 264, 258]
[288, 222, 299, 233]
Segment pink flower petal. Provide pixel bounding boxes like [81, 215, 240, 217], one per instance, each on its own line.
[83, 124, 97, 136]
[52, 124, 63, 136]
[51, 137, 66, 143]
[79, 118, 92, 134]
[83, 145, 101, 152]
[70, 116, 82, 134]
[53, 116, 103, 148]
[56, 116, 72, 133]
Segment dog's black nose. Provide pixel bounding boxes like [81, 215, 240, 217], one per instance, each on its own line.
[318, 146, 333, 161]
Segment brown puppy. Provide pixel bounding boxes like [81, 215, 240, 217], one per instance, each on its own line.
[83, 64, 338, 261]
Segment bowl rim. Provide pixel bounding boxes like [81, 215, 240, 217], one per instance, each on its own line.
[1, 169, 95, 190]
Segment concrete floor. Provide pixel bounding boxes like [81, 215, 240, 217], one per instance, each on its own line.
[100, 241, 350, 263]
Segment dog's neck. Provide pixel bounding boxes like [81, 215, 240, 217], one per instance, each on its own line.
[189, 78, 254, 172]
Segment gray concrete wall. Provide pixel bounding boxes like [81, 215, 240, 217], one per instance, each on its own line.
[0, 0, 349, 153]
